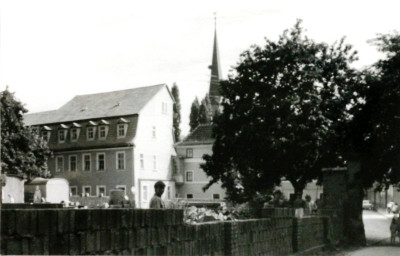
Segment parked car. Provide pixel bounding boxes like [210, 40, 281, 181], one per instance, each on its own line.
[362, 200, 373, 210]
[390, 202, 399, 214]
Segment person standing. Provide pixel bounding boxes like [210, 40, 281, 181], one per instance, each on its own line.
[293, 193, 305, 218]
[149, 181, 166, 209]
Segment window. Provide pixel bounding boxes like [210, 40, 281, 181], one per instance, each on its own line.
[116, 185, 126, 195]
[117, 124, 127, 138]
[152, 126, 156, 139]
[83, 154, 91, 171]
[42, 131, 51, 142]
[87, 127, 95, 140]
[83, 186, 91, 196]
[162, 102, 168, 114]
[116, 152, 125, 170]
[140, 154, 144, 170]
[186, 171, 193, 182]
[213, 194, 220, 200]
[96, 186, 106, 197]
[97, 153, 105, 171]
[142, 185, 148, 201]
[71, 128, 80, 142]
[58, 130, 67, 143]
[98, 125, 108, 139]
[186, 148, 193, 158]
[153, 155, 157, 171]
[56, 156, 64, 172]
[70, 186, 78, 196]
[69, 155, 77, 172]
[167, 186, 171, 200]
[186, 194, 193, 199]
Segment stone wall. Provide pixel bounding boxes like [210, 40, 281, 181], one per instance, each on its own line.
[1, 208, 329, 255]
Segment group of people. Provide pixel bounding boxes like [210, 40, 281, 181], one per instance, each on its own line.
[264, 190, 322, 218]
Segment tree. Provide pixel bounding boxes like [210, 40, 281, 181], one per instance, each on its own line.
[189, 97, 200, 131]
[1, 89, 52, 180]
[171, 83, 181, 142]
[198, 96, 212, 124]
[201, 21, 361, 203]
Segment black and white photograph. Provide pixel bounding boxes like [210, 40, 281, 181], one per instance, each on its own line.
[1, 0, 400, 255]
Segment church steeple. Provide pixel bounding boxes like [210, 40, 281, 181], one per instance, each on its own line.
[208, 13, 222, 115]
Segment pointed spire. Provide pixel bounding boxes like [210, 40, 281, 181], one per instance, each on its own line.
[208, 12, 222, 113]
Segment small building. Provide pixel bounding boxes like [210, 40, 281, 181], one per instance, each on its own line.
[1, 175, 25, 203]
[24, 177, 69, 203]
[175, 124, 226, 202]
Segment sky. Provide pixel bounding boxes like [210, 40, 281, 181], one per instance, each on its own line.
[1, 0, 399, 136]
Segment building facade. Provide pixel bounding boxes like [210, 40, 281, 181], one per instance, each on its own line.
[174, 124, 226, 201]
[24, 84, 176, 208]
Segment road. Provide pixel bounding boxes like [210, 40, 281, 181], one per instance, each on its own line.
[345, 209, 400, 256]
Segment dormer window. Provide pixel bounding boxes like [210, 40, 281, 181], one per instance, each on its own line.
[87, 121, 98, 141]
[41, 125, 52, 142]
[71, 123, 81, 142]
[58, 124, 68, 143]
[58, 130, 67, 143]
[87, 127, 95, 140]
[99, 125, 108, 139]
[117, 124, 127, 138]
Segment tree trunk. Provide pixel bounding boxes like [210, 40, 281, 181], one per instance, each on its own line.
[343, 159, 367, 246]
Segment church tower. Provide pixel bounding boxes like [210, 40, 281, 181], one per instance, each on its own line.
[208, 14, 222, 116]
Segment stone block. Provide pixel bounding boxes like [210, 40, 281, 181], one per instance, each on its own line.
[121, 209, 130, 229]
[91, 209, 102, 230]
[30, 236, 43, 255]
[79, 232, 87, 254]
[49, 210, 58, 235]
[6, 239, 22, 255]
[86, 231, 96, 253]
[100, 230, 111, 251]
[69, 234, 80, 255]
[69, 209, 76, 233]
[5, 210, 16, 235]
[16, 210, 31, 236]
[75, 209, 90, 231]
[37, 210, 50, 235]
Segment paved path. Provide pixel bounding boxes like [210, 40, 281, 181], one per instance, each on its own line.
[344, 209, 400, 255]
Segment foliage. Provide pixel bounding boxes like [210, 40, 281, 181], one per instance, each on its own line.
[198, 96, 212, 124]
[201, 20, 361, 203]
[1, 89, 52, 180]
[346, 31, 400, 188]
[189, 97, 200, 132]
[171, 83, 181, 142]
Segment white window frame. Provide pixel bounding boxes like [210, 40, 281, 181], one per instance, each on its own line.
[116, 185, 126, 195]
[140, 154, 144, 170]
[82, 153, 91, 171]
[186, 194, 194, 199]
[98, 125, 108, 140]
[142, 185, 148, 201]
[82, 185, 91, 196]
[96, 185, 106, 197]
[70, 186, 78, 196]
[185, 170, 194, 182]
[70, 128, 80, 142]
[96, 153, 106, 171]
[58, 130, 67, 143]
[116, 151, 126, 170]
[117, 124, 128, 138]
[42, 131, 51, 142]
[186, 148, 193, 158]
[152, 155, 157, 171]
[69, 155, 78, 172]
[152, 126, 156, 139]
[87, 127, 96, 141]
[56, 156, 64, 172]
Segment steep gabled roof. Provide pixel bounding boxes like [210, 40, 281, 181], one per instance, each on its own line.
[24, 84, 166, 126]
[176, 124, 214, 146]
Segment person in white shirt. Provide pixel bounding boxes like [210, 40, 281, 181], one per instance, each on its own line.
[149, 181, 166, 209]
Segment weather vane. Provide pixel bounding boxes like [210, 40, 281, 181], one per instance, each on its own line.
[214, 12, 217, 28]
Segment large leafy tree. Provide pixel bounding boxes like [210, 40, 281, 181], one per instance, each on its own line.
[201, 21, 361, 202]
[347, 32, 400, 189]
[171, 83, 181, 142]
[1, 89, 52, 180]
